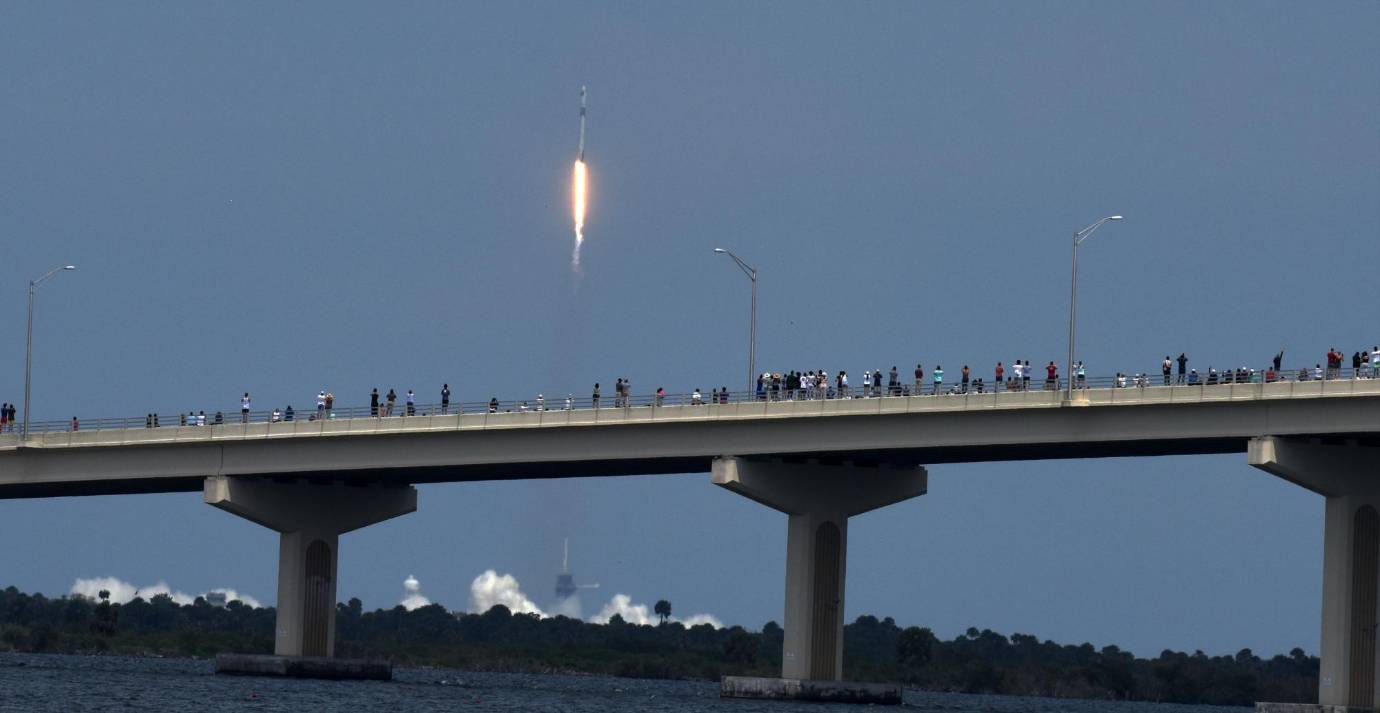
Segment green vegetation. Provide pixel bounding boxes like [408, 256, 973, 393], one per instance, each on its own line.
[0, 585, 1316, 706]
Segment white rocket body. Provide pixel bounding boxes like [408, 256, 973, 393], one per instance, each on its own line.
[577, 86, 587, 161]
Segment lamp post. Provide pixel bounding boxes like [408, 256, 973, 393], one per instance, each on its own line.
[24, 265, 76, 440]
[713, 248, 758, 394]
[1066, 217, 1122, 401]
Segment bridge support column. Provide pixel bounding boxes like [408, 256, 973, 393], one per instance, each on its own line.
[713, 457, 926, 685]
[1250, 438, 1380, 710]
[204, 476, 417, 658]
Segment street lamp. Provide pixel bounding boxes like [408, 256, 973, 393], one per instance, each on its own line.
[713, 248, 758, 394]
[24, 265, 76, 440]
[1066, 216, 1122, 401]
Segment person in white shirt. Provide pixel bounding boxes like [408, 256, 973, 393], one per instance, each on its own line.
[536, 394, 545, 411]
[316, 391, 326, 417]
[271, 408, 281, 422]
[692, 388, 703, 405]
[565, 395, 573, 410]
[241, 393, 251, 423]
[1371, 347, 1380, 378]
[862, 371, 872, 397]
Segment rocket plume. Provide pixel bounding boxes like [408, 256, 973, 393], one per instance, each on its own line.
[572, 158, 587, 271]
[571, 85, 588, 273]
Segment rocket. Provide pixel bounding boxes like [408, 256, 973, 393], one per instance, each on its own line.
[577, 85, 587, 161]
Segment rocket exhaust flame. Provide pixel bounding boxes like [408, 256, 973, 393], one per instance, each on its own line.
[571, 86, 588, 273]
[572, 158, 587, 271]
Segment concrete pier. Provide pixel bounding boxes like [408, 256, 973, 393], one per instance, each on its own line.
[721, 676, 901, 704]
[1251, 438, 1380, 710]
[204, 476, 417, 657]
[215, 653, 392, 681]
[713, 457, 924, 691]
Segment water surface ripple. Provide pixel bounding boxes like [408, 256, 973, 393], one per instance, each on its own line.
[0, 653, 1247, 712]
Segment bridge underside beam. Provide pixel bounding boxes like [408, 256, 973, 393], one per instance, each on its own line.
[204, 476, 416, 657]
[1251, 438, 1380, 709]
[713, 457, 926, 681]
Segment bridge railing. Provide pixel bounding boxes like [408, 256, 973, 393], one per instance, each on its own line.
[7, 366, 1379, 437]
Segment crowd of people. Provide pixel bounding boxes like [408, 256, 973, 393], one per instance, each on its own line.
[17, 345, 1379, 433]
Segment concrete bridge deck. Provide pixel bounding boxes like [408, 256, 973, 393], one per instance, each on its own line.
[2, 377, 1377, 498]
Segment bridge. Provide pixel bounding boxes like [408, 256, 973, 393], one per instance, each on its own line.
[3, 376, 1379, 707]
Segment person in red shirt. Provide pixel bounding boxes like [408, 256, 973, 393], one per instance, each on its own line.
[994, 362, 1005, 392]
[1046, 361, 1058, 390]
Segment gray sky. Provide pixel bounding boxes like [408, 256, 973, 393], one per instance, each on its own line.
[1, 2, 1377, 657]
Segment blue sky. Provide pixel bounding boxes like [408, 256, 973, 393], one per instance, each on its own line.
[1, 2, 1376, 657]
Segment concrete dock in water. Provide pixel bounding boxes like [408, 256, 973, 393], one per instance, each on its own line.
[215, 653, 391, 681]
[721, 676, 900, 704]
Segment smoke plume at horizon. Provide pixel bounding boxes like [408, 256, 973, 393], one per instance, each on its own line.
[70, 576, 262, 608]
[400, 574, 431, 611]
[467, 569, 720, 628]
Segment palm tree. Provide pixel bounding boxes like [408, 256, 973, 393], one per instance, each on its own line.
[654, 599, 672, 624]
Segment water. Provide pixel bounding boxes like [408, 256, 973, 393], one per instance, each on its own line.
[0, 653, 1247, 712]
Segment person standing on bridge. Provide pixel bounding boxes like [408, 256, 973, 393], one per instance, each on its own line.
[1372, 346, 1380, 378]
[441, 384, 451, 414]
[888, 366, 899, 396]
[386, 388, 396, 416]
[1, 404, 7, 432]
[1162, 357, 1172, 386]
[592, 383, 600, 408]
[240, 393, 251, 424]
[325, 391, 334, 417]
[932, 365, 943, 395]
[913, 364, 923, 393]
[1177, 353, 1188, 384]
[1354, 351, 1363, 377]
[1273, 350, 1284, 372]
[316, 390, 326, 418]
[370, 388, 380, 417]
[406, 390, 416, 416]
[961, 365, 970, 393]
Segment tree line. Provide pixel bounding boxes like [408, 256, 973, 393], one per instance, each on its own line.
[0, 585, 1317, 707]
